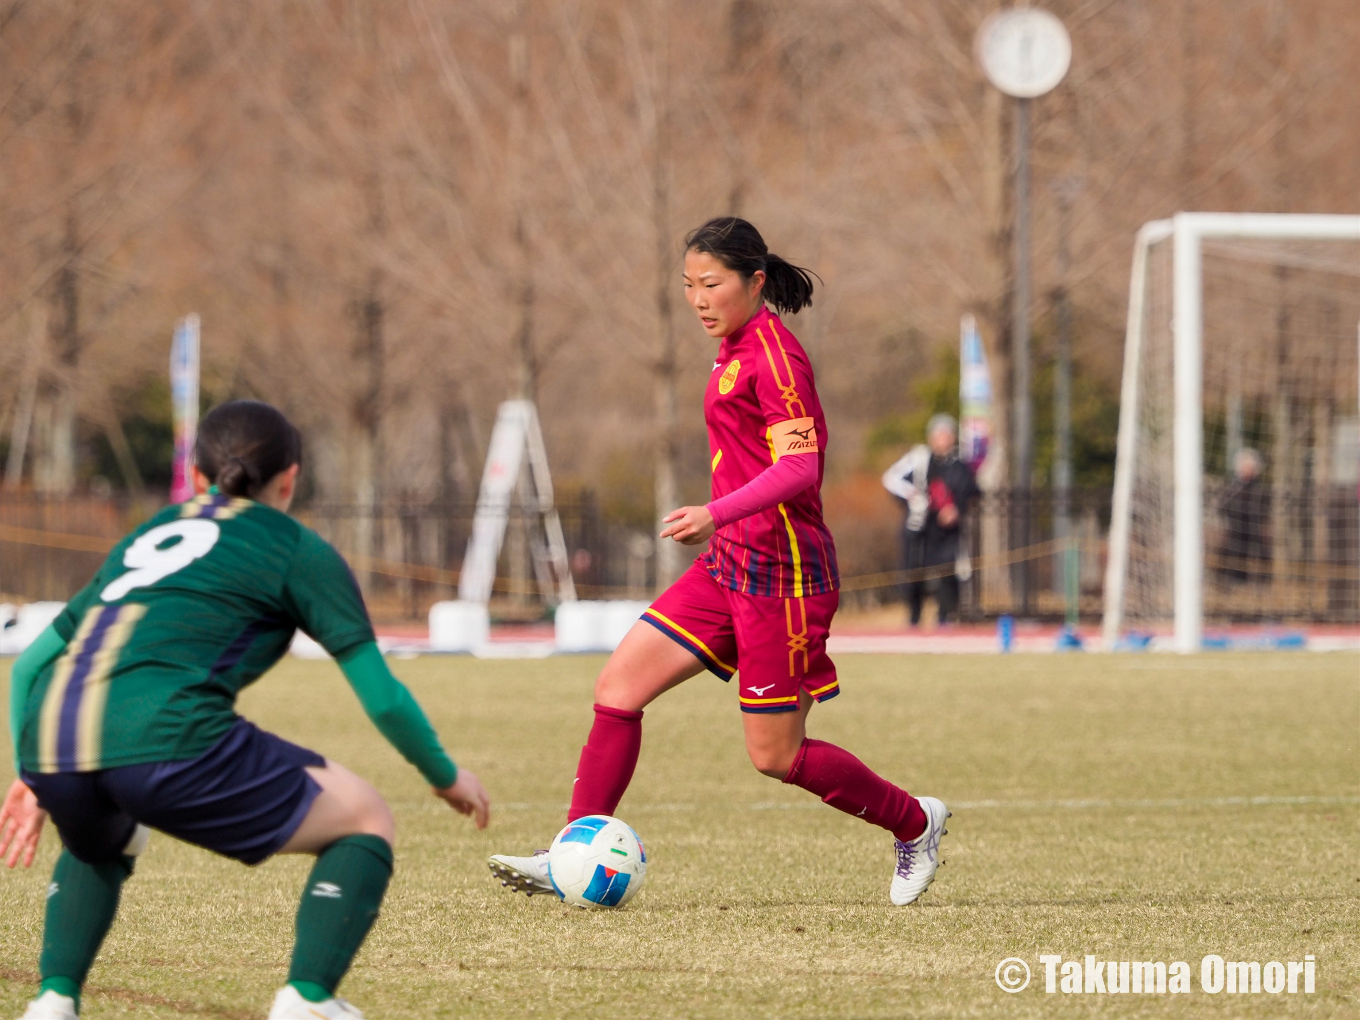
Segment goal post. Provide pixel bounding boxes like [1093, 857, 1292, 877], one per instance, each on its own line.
[1104, 213, 1360, 652]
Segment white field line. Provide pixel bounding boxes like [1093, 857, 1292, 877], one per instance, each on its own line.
[496, 794, 1358, 813]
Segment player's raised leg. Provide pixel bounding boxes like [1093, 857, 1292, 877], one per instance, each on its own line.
[570, 618, 709, 816]
[488, 618, 708, 896]
[735, 590, 950, 905]
[742, 699, 950, 905]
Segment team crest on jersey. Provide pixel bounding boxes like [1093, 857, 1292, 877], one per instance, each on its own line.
[718, 360, 741, 394]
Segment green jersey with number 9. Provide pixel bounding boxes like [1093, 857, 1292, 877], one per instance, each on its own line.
[18, 492, 376, 774]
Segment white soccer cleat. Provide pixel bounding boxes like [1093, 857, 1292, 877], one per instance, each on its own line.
[16, 992, 78, 1020]
[488, 849, 554, 896]
[890, 796, 950, 906]
[267, 985, 365, 1019]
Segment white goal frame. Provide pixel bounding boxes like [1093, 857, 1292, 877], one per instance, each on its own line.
[1103, 212, 1360, 653]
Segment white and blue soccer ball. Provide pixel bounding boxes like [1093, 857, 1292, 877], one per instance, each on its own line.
[546, 814, 647, 908]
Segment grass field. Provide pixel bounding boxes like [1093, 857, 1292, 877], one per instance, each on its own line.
[1, 651, 1357, 1019]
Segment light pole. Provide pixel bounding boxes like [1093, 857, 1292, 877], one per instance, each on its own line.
[976, 6, 1071, 615]
[1053, 174, 1083, 619]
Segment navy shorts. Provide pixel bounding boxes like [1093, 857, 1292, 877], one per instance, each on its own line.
[23, 718, 324, 866]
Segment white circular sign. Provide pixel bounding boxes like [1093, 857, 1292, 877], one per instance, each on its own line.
[976, 8, 1072, 98]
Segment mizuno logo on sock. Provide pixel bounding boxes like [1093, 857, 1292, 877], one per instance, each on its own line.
[747, 684, 775, 696]
[47, 882, 59, 898]
[311, 882, 343, 898]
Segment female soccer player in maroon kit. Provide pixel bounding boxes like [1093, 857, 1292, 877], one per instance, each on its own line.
[491, 218, 948, 905]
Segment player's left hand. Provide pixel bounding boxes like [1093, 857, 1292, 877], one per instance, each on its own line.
[660, 506, 716, 545]
[434, 770, 491, 830]
[0, 778, 47, 869]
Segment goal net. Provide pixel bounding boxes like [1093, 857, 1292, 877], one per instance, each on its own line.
[1104, 214, 1360, 651]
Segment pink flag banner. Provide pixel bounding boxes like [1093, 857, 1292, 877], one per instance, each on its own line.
[959, 313, 992, 473]
[169, 314, 201, 503]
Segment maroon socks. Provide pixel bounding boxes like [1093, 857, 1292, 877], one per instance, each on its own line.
[783, 738, 927, 842]
[566, 708, 925, 843]
[567, 704, 644, 822]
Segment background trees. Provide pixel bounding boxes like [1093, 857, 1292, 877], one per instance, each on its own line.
[1, 0, 1354, 553]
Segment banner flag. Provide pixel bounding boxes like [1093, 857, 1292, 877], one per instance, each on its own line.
[169, 314, 201, 503]
[959, 313, 992, 473]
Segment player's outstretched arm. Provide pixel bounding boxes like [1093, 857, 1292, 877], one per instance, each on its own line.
[0, 778, 46, 869]
[336, 641, 490, 828]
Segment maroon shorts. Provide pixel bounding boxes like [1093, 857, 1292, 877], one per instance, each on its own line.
[641, 561, 840, 714]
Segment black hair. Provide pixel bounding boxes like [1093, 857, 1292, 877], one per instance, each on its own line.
[194, 400, 302, 499]
[684, 217, 818, 316]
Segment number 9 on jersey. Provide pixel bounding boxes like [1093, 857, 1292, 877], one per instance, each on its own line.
[100, 520, 221, 602]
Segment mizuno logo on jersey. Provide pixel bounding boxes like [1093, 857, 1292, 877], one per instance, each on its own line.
[771, 417, 819, 458]
[311, 882, 343, 898]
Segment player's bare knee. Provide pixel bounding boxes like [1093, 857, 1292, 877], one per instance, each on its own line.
[593, 660, 632, 708]
[316, 762, 394, 842]
[362, 795, 396, 844]
[747, 746, 798, 779]
[348, 779, 394, 842]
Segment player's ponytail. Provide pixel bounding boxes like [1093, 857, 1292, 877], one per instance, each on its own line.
[761, 254, 817, 318]
[684, 217, 818, 316]
[195, 400, 302, 499]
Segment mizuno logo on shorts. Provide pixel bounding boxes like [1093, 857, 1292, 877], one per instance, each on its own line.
[311, 882, 343, 898]
[746, 684, 776, 696]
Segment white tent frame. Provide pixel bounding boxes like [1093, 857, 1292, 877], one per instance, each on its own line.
[1103, 213, 1360, 653]
[459, 399, 576, 606]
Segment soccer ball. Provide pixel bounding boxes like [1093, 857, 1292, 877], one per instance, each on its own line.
[546, 814, 647, 908]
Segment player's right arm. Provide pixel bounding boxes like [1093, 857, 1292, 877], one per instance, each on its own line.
[281, 529, 489, 827]
[3, 554, 122, 864]
[2, 625, 68, 868]
[7, 625, 66, 777]
[6, 558, 118, 774]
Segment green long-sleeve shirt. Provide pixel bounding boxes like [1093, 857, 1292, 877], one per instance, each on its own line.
[10, 493, 455, 787]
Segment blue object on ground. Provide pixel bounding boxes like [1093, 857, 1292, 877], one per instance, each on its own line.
[1113, 631, 1154, 651]
[1201, 629, 1307, 651]
[1055, 625, 1084, 651]
[997, 614, 1014, 652]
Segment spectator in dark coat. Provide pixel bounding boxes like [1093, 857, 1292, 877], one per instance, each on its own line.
[882, 414, 981, 625]
[1216, 448, 1271, 583]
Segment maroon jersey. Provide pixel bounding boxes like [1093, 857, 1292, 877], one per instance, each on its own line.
[701, 307, 839, 597]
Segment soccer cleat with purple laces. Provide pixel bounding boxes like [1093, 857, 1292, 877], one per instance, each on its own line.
[890, 796, 950, 905]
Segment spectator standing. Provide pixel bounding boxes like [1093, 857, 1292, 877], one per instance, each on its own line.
[1216, 448, 1272, 583]
[882, 414, 981, 625]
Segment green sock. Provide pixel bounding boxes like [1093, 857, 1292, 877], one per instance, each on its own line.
[287, 835, 393, 1001]
[39, 850, 135, 1013]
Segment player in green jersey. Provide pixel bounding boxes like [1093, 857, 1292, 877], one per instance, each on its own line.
[1, 400, 489, 1020]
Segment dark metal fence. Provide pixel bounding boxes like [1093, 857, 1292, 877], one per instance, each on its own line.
[0, 495, 143, 603]
[2, 485, 1353, 624]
